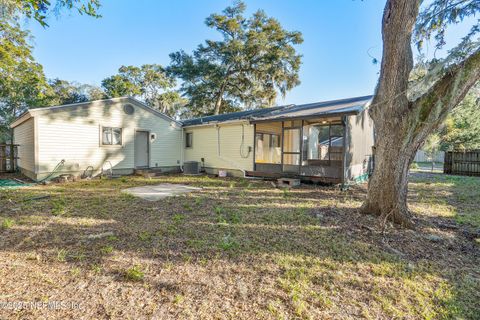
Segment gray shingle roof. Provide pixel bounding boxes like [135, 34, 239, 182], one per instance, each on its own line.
[180, 105, 287, 126]
[252, 95, 373, 122]
[181, 95, 373, 126]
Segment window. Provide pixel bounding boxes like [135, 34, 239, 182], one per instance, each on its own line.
[102, 127, 122, 145]
[185, 132, 193, 148]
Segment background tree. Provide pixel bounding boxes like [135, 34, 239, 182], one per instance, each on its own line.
[1, 0, 101, 26]
[46, 78, 88, 105]
[45, 79, 107, 105]
[0, 0, 101, 142]
[168, 1, 303, 116]
[78, 83, 108, 101]
[422, 134, 441, 171]
[102, 64, 184, 117]
[440, 85, 480, 151]
[0, 18, 49, 142]
[362, 0, 480, 226]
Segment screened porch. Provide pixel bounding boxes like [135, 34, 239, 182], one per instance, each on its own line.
[250, 117, 345, 183]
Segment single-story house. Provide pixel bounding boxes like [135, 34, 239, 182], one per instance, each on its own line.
[11, 95, 375, 184]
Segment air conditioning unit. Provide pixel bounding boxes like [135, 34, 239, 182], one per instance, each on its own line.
[183, 161, 200, 175]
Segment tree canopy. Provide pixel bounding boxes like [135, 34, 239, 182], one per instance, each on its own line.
[0, 18, 106, 142]
[102, 64, 185, 117]
[0, 18, 49, 142]
[1, 0, 101, 26]
[168, 1, 303, 116]
[46, 78, 106, 106]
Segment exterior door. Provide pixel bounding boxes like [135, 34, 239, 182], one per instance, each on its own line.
[135, 131, 149, 168]
[282, 127, 301, 173]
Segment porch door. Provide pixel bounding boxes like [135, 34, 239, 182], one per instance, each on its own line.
[282, 127, 301, 173]
[134, 131, 149, 168]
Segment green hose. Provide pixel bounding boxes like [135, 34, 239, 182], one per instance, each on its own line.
[35, 159, 66, 184]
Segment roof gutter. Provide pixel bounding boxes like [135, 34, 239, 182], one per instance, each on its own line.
[182, 118, 252, 128]
[250, 110, 361, 123]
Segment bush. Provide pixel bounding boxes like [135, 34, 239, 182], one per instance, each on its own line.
[125, 265, 145, 281]
[1, 218, 15, 229]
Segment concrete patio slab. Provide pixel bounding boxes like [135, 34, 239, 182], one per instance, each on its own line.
[122, 183, 201, 201]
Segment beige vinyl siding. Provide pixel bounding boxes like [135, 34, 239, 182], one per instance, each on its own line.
[184, 122, 254, 173]
[35, 100, 181, 176]
[13, 118, 35, 174]
[345, 109, 375, 180]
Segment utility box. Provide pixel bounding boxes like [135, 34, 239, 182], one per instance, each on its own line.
[183, 161, 200, 175]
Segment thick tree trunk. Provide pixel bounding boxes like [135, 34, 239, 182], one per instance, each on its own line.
[361, 119, 420, 228]
[361, 0, 420, 226]
[214, 92, 223, 115]
[360, 0, 480, 227]
[214, 81, 229, 115]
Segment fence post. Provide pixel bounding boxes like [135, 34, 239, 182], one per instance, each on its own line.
[9, 144, 14, 172]
[0, 146, 5, 172]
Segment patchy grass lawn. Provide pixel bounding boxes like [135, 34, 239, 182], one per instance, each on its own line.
[0, 173, 478, 319]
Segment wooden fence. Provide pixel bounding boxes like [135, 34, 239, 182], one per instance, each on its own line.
[444, 150, 480, 176]
[0, 144, 19, 173]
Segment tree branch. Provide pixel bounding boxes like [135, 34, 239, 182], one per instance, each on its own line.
[411, 48, 480, 141]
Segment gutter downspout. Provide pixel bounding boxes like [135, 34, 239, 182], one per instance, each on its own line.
[180, 126, 185, 172]
[341, 116, 348, 190]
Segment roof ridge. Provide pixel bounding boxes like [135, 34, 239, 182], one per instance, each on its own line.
[28, 96, 131, 112]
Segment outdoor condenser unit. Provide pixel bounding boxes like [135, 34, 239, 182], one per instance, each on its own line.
[183, 161, 200, 175]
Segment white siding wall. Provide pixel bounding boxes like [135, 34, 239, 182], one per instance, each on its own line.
[35, 100, 182, 178]
[13, 118, 35, 175]
[184, 122, 254, 174]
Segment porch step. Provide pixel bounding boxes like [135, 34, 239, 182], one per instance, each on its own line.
[134, 168, 163, 178]
[277, 178, 301, 188]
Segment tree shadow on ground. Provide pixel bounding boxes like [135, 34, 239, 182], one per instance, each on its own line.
[0, 173, 478, 319]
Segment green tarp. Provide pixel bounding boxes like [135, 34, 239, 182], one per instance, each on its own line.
[0, 179, 32, 189]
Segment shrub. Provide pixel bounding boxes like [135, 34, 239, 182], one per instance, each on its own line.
[125, 265, 144, 281]
[1, 218, 15, 229]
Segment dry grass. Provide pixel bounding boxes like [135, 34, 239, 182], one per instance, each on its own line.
[0, 173, 478, 319]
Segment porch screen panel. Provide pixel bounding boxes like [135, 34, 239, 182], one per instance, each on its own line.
[283, 153, 300, 166]
[329, 125, 344, 161]
[255, 133, 281, 164]
[303, 122, 344, 164]
[283, 129, 300, 154]
[283, 128, 301, 168]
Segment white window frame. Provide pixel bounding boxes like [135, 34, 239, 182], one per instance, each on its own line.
[185, 132, 193, 148]
[101, 126, 123, 146]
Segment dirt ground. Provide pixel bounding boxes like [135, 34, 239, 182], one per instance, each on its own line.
[0, 172, 478, 319]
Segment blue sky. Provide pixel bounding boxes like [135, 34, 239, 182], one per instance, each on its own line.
[27, 1, 386, 105]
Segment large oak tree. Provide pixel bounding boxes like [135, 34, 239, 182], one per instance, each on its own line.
[362, 0, 480, 226]
[168, 1, 303, 116]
